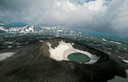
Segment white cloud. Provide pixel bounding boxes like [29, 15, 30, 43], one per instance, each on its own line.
[30, 0, 107, 26]
[0, 0, 128, 37]
[107, 0, 128, 37]
[0, 0, 107, 25]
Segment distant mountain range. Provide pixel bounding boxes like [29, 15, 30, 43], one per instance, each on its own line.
[0, 21, 127, 40]
[0, 25, 63, 34]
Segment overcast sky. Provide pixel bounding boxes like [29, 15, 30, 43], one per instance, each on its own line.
[0, 0, 128, 37]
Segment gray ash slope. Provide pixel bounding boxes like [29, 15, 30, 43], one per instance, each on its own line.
[0, 38, 128, 82]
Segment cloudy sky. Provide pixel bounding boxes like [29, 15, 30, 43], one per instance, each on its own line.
[0, 0, 128, 37]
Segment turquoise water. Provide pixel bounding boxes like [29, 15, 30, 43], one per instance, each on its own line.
[67, 53, 90, 62]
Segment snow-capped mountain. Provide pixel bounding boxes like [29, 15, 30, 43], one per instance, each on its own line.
[0, 25, 63, 34]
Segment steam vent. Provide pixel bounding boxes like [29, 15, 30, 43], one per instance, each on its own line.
[0, 37, 127, 82]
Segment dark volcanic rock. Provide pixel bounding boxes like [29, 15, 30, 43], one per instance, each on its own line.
[0, 38, 127, 82]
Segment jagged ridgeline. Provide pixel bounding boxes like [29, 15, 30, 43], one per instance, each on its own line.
[0, 38, 127, 82]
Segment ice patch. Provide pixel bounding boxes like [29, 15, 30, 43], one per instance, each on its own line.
[0, 52, 15, 61]
[8, 46, 12, 48]
[47, 41, 72, 61]
[122, 60, 128, 64]
[39, 40, 44, 42]
[118, 56, 125, 60]
[102, 38, 107, 41]
[47, 41, 100, 64]
[110, 41, 122, 45]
